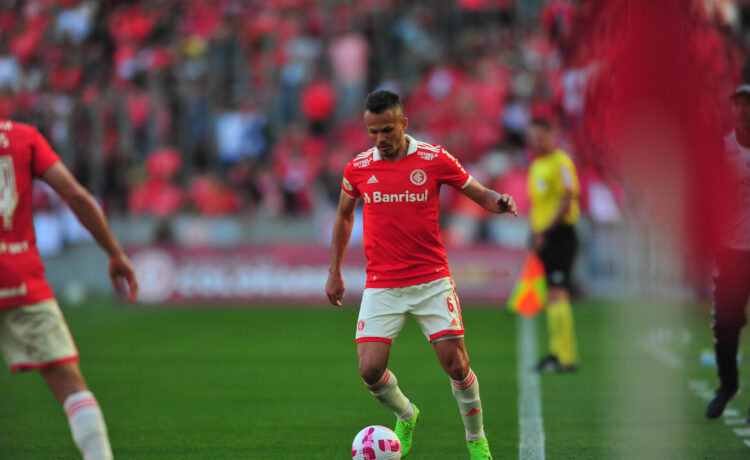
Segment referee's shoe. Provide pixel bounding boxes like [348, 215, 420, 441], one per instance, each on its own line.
[705, 385, 739, 419]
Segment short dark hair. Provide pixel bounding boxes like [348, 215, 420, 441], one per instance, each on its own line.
[529, 118, 553, 131]
[365, 90, 403, 114]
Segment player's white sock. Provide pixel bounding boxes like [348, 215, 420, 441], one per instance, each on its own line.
[63, 391, 113, 460]
[365, 369, 414, 420]
[451, 369, 485, 441]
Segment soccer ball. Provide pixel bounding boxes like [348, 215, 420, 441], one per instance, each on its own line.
[351, 425, 402, 460]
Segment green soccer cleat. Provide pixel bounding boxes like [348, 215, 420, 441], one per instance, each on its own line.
[394, 404, 420, 457]
[467, 437, 492, 460]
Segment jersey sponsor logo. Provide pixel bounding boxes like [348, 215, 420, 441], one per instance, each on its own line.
[0, 241, 29, 255]
[418, 151, 437, 161]
[409, 169, 427, 186]
[0, 133, 9, 149]
[367, 175, 379, 184]
[0, 121, 11, 131]
[342, 177, 354, 191]
[0, 283, 27, 299]
[363, 192, 371, 203]
[354, 158, 371, 168]
[369, 190, 428, 204]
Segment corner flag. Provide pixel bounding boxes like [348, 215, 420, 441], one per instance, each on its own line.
[507, 253, 547, 317]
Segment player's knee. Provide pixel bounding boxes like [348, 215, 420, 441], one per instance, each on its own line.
[359, 363, 386, 386]
[443, 355, 470, 381]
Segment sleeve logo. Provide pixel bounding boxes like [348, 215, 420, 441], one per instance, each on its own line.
[410, 169, 427, 186]
[342, 177, 353, 191]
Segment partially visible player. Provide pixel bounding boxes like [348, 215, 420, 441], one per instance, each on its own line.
[326, 90, 517, 460]
[706, 85, 750, 420]
[526, 119, 580, 373]
[0, 119, 138, 460]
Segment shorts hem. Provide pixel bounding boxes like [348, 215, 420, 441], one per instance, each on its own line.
[429, 329, 465, 342]
[10, 355, 79, 372]
[355, 337, 393, 344]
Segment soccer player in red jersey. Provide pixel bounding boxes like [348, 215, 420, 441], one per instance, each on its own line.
[326, 90, 517, 460]
[0, 119, 138, 460]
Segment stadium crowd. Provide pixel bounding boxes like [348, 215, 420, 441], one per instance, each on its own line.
[0, 0, 747, 238]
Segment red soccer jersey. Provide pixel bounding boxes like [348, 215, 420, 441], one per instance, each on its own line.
[342, 135, 473, 288]
[0, 120, 60, 309]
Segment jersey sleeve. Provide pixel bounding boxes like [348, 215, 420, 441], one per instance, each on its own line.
[559, 157, 580, 196]
[438, 147, 472, 189]
[341, 161, 361, 198]
[31, 129, 60, 177]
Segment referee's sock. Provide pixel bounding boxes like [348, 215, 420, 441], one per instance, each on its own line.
[547, 299, 579, 366]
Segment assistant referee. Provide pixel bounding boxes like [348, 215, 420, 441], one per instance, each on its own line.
[526, 118, 580, 373]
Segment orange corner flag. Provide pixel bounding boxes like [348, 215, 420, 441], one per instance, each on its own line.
[507, 253, 547, 318]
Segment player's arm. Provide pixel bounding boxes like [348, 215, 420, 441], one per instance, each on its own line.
[326, 190, 359, 306]
[460, 178, 518, 216]
[40, 162, 138, 302]
[538, 195, 573, 235]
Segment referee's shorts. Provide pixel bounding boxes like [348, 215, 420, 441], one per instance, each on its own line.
[536, 224, 578, 290]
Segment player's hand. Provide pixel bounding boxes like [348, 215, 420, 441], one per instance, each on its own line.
[109, 252, 138, 302]
[326, 272, 345, 307]
[496, 194, 518, 216]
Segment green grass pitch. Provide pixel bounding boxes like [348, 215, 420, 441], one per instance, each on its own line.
[1, 298, 749, 459]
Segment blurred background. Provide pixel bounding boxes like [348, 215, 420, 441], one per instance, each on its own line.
[4, 1, 750, 458]
[0, 0, 743, 303]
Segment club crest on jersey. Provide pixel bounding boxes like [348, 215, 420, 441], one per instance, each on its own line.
[410, 169, 427, 186]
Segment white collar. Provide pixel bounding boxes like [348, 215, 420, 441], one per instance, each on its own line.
[373, 134, 418, 161]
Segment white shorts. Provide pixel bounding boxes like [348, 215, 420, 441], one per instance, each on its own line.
[355, 277, 465, 344]
[0, 299, 78, 372]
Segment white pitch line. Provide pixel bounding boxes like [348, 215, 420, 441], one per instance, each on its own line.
[646, 346, 750, 449]
[517, 316, 545, 460]
[724, 418, 747, 426]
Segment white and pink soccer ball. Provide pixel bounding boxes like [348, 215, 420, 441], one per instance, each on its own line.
[351, 425, 402, 460]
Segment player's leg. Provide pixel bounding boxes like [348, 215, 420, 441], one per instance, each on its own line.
[547, 287, 578, 368]
[358, 337, 419, 456]
[707, 249, 750, 419]
[356, 286, 415, 421]
[41, 362, 113, 460]
[0, 300, 112, 460]
[412, 277, 491, 458]
[358, 341, 414, 419]
[433, 338, 491, 459]
[538, 225, 579, 372]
